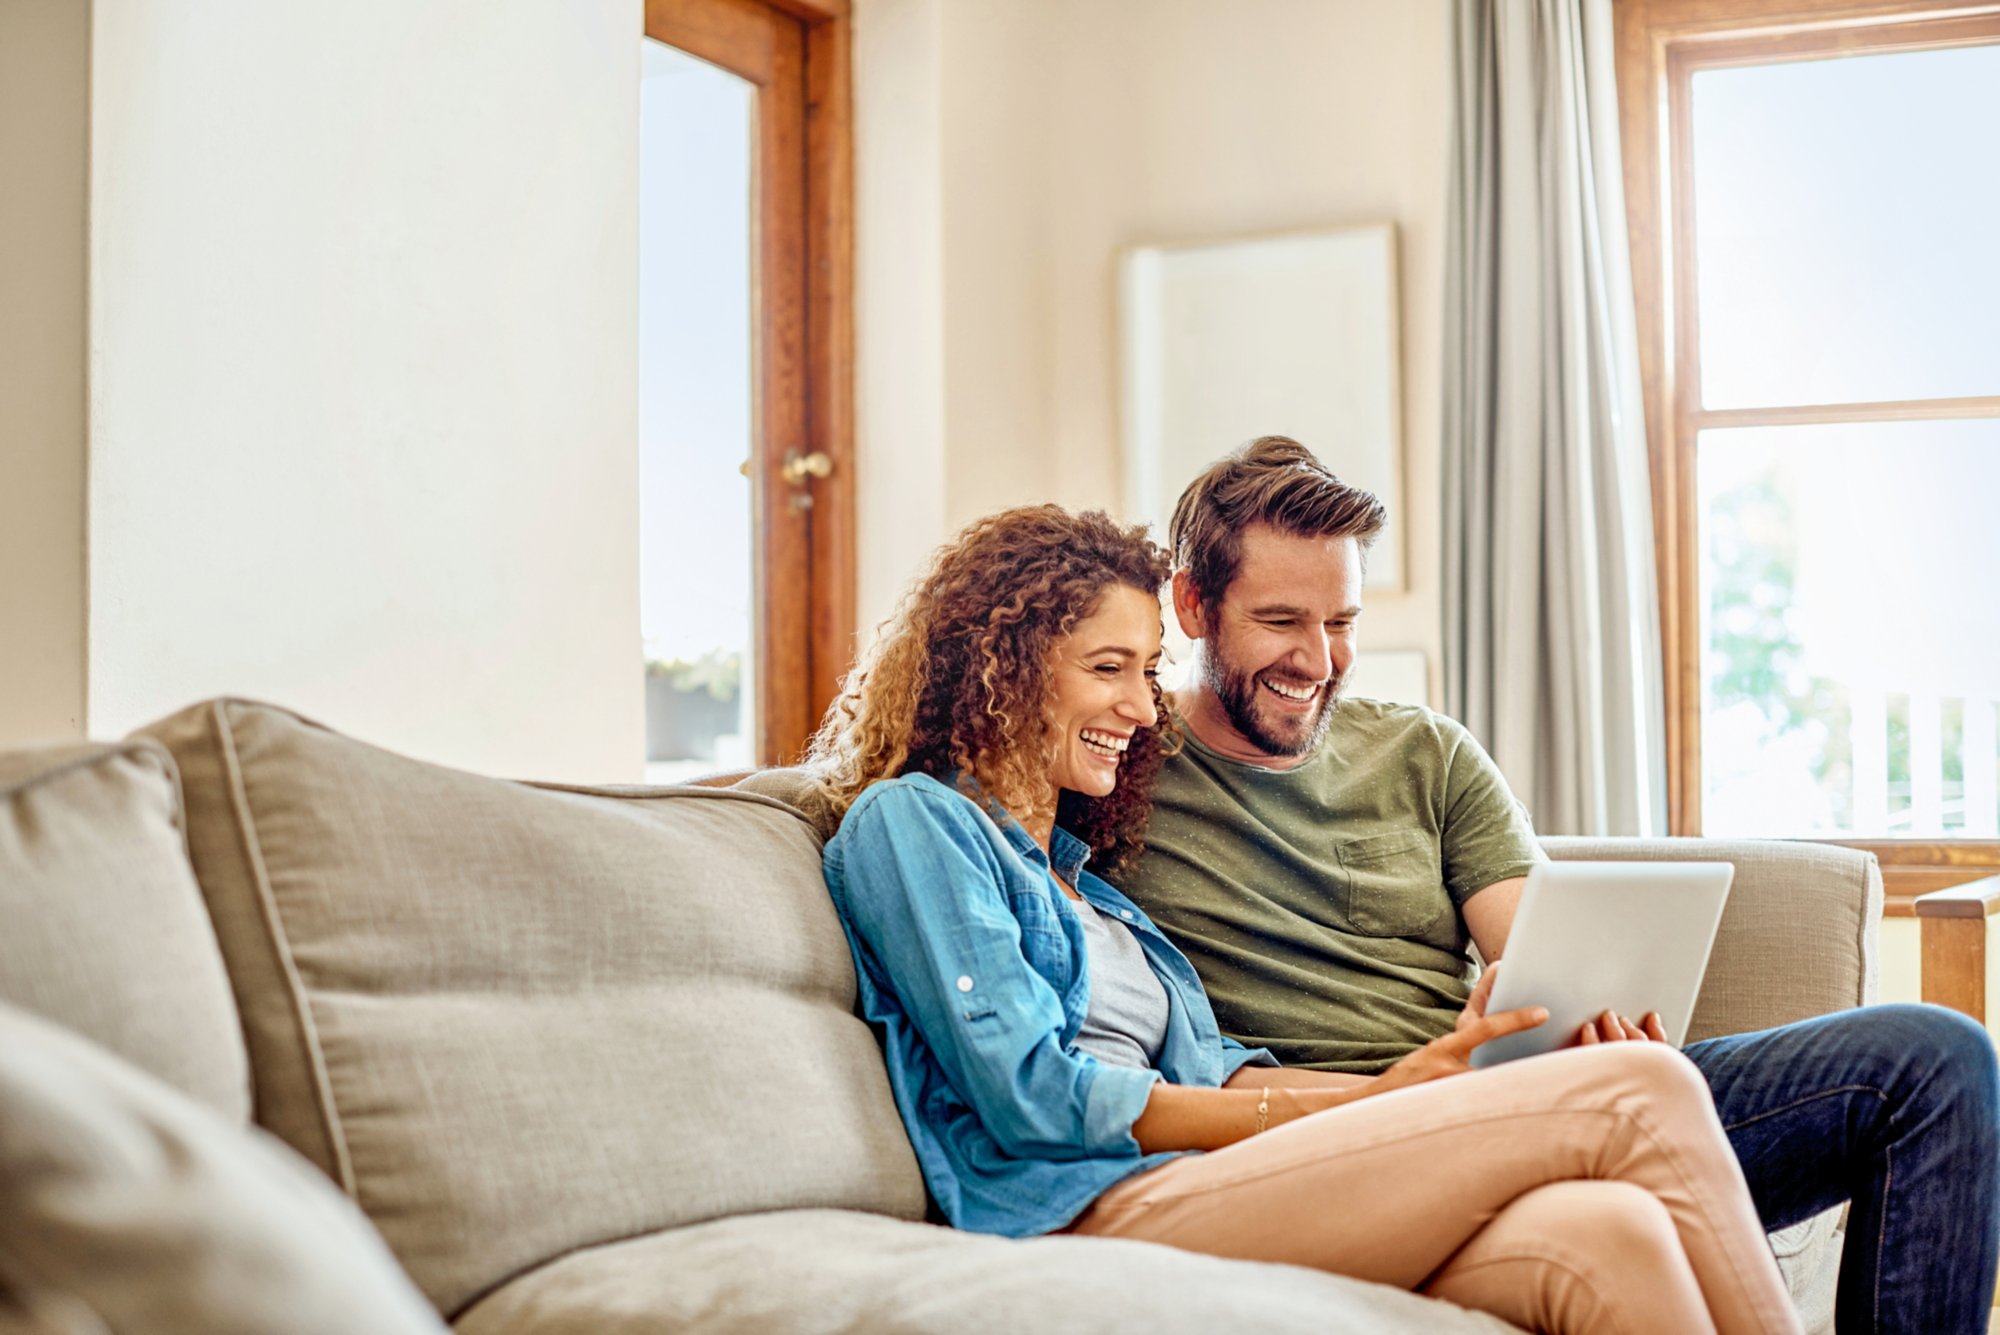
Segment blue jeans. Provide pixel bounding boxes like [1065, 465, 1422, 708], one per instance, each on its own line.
[1685, 1003, 2000, 1334]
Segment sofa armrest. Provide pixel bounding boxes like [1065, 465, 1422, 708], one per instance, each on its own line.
[1541, 838, 1882, 1045]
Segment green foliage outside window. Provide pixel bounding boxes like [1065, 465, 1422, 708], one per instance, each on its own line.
[645, 650, 741, 701]
[1705, 461, 1974, 832]
[1706, 466, 1854, 827]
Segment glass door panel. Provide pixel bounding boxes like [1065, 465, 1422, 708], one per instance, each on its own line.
[639, 40, 756, 782]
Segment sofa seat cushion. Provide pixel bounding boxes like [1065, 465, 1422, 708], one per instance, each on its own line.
[0, 741, 247, 1120]
[0, 1001, 445, 1335]
[452, 1209, 1522, 1335]
[1770, 1211, 1841, 1335]
[137, 700, 926, 1319]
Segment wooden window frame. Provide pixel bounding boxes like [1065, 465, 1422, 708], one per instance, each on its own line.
[643, 0, 855, 765]
[1612, 0, 2000, 910]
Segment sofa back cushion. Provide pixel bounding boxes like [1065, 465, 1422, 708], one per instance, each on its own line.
[0, 741, 248, 1122]
[137, 700, 926, 1318]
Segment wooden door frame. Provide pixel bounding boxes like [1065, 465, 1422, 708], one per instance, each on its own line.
[643, 0, 855, 765]
[1613, 0, 2000, 907]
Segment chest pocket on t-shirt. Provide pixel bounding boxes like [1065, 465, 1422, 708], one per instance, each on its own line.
[1335, 831, 1449, 938]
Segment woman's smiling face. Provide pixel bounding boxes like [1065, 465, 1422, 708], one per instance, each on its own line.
[1044, 583, 1163, 800]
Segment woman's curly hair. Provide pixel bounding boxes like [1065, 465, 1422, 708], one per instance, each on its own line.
[806, 505, 1174, 876]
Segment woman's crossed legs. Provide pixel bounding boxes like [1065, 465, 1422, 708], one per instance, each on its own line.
[1070, 1044, 1800, 1335]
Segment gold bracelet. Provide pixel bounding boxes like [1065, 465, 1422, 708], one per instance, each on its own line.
[1254, 1087, 1270, 1135]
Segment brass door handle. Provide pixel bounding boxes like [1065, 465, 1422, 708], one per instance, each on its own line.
[779, 450, 834, 485]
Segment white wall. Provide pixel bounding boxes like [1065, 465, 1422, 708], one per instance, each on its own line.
[80, 0, 642, 780]
[0, 0, 89, 745]
[855, 0, 1451, 689]
[852, 0, 949, 640]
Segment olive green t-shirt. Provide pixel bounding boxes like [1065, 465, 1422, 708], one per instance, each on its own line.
[1114, 699, 1543, 1074]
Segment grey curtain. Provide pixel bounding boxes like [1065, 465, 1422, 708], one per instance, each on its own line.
[1442, 0, 1667, 837]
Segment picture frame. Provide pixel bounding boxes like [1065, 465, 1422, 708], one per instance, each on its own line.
[1119, 222, 1405, 590]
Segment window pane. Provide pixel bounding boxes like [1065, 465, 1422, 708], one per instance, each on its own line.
[1699, 420, 2000, 837]
[1691, 44, 2000, 409]
[639, 41, 756, 782]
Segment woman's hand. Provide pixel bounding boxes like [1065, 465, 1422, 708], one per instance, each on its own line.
[1456, 960, 1502, 1034]
[1373, 1004, 1549, 1096]
[1340, 957, 1545, 1096]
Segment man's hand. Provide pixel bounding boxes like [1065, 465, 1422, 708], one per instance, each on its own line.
[1379, 1003, 1548, 1094]
[1575, 1010, 1668, 1046]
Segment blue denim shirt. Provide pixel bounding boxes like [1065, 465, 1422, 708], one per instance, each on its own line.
[822, 773, 1276, 1237]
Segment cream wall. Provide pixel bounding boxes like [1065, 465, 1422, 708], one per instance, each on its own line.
[0, 0, 89, 744]
[855, 0, 1450, 686]
[852, 0, 948, 641]
[1880, 917, 1921, 1008]
[65, 0, 644, 780]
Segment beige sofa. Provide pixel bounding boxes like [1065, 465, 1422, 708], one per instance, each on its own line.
[0, 699, 1881, 1333]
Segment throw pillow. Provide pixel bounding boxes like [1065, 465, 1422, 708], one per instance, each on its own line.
[0, 1002, 445, 1335]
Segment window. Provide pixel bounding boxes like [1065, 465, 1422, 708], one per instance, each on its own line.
[1615, 0, 2000, 900]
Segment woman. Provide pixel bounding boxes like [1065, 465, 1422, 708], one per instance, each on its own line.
[808, 505, 1799, 1335]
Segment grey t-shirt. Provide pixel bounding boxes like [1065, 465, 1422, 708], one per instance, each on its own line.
[1070, 896, 1171, 1070]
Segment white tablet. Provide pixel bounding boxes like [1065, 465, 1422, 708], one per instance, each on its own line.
[1467, 861, 1733, 1069]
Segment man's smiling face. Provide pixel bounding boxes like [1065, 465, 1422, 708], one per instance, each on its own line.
[1173, 524, 1363, 767]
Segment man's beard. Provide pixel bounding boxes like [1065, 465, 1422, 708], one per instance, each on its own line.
[1199, 634, 1339, 759]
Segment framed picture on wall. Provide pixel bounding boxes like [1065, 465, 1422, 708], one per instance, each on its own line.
[1119, 222, 1405, 590]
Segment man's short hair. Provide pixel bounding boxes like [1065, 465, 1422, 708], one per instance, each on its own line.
[1168, 435, 1388, 609]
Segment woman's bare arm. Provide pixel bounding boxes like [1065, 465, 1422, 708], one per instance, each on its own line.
[1130, 1081, 1358, 1152]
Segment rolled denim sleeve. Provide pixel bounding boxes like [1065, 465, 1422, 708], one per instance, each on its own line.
[1220, 1035, 1280, 1080]
[831, 783, 1158, 1161]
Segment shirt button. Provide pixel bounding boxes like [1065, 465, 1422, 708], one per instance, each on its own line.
[1120, 910, 1135, 921]
[956, 975, 974, 993]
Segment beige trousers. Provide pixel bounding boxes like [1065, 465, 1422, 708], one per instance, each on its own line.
[1070, 1044, 1802, 1335]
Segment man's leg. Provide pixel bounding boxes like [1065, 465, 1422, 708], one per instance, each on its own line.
[1683, 1002, 2000, 1334]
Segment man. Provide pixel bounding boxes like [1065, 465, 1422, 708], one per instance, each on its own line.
[1115, 435, 2000, 1334]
